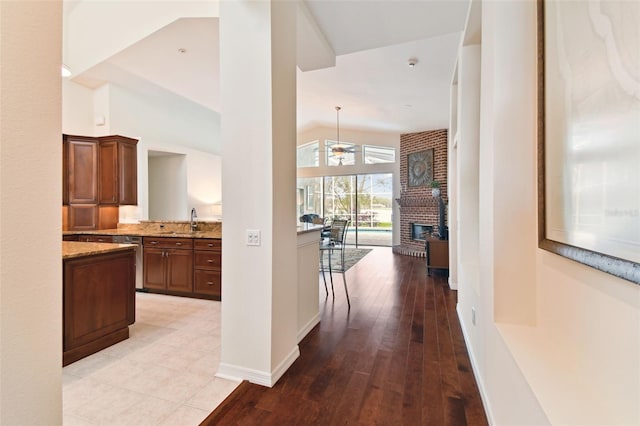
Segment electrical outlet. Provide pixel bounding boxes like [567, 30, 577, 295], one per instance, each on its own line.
[471, 307, 476, 326]
[246, 229, 261, 246]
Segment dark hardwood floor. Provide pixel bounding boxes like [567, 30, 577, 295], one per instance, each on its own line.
[202, 248, 487, 425]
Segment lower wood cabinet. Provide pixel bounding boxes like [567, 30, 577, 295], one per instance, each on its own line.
[142, 237, 221, 300]
[143, 237, 193, 293]
[194, 239, 222, 300]
[63, 249, 135, 366]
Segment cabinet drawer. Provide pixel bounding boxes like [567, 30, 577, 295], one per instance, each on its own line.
[78, 235, 112, 243]
[143, 237, 193, 249]
[194, 270, 221, 297]
[194, 239, 221, 251]
[194, 250, 221, 270]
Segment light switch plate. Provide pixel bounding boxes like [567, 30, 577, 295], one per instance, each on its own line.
[246, 229, 261, 246]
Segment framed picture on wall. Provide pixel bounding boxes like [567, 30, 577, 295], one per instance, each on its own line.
[537, 0, 640, 284]
[407, 149, 434, 187]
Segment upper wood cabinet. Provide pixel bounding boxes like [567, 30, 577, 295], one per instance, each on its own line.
[63, 134, 138, 230]
[64, 135, 99, 204]
[98, 135, 138, 205]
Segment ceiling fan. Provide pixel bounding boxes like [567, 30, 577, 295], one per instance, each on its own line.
[316, 106, 360, 165]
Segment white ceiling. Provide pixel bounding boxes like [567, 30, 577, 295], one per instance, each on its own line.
[73, 0, 469, 134]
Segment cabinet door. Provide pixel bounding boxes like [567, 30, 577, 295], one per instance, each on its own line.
[98, 136, 138, 205]
[118, 141, 137, 205]
[68, 139, 98, 204]
[143, 248, 166, 290]
[63, 138, 69, 205]
[98, 141, 118, 204]
[68, 204, 98, 230]
[166, 249, 193, 293]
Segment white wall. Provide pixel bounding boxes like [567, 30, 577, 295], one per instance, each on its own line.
[148, 154, 188, 220]
[218, 0, 299, 387]
[0, 1, 62, 423]
[62, 79, 94, 135]
[456, 1, 640, 424]
[62, 80, 222, 222]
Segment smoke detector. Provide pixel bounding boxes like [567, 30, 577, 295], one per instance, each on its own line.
[408, 58, 418, 68]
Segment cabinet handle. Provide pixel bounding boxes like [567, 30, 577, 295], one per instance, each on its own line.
[207, 243, 214, 247]
[207, 259, 213, 263]
[207, 281, 214, 286]
[176, 242, 182, 246]
[151, 241, 158, 245]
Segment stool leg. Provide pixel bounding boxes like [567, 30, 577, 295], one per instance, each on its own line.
[320, 250, 328, 297]
[328, 249, 335, 300]
[342, 271, 350, 309]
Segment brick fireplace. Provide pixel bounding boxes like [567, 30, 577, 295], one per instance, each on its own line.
[393, 129, 448, 257]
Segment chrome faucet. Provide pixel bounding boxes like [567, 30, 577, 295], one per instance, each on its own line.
[190, 208, 198, 232]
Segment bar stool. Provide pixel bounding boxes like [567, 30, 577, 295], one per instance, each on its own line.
[319, 219, 351, 309]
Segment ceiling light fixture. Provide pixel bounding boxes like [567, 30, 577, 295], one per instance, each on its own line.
[408, 58, 418, 68]
[332, 106, 354, 166]
[61, 64, 71, 77]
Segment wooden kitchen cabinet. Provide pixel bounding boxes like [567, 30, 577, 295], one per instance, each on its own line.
[63, 248, 135, 366]
[65, 135, 99, 204]
[98, 136, 138, 205]
[193, 238, 221, 300]
[68, 204, 98, 231]
[63, 134, 138, 231]
[143, 237, 193, 294]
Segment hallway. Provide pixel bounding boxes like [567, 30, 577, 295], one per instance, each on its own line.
[203, 248, 487, 424]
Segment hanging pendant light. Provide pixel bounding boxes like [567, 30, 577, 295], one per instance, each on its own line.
[332, 106, 345, 165]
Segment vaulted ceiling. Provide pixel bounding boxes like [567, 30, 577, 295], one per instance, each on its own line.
[70, 1, 469, 134]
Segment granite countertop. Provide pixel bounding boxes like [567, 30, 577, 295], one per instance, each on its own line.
[297, 223, 325, 235]
[63, 228, 222, 239]
[66, 223, 316, 238]
[62, 241, 137, 260]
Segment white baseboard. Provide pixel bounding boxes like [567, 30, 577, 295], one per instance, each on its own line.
[297, 313, 320, 343]
[456, 303, 495, 425]
[448, 277, 458, 290]
[216, 344, 300, 388]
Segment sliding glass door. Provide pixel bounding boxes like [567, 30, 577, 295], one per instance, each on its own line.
[355, 173, 393, 246]
[322, 173, 392, 246]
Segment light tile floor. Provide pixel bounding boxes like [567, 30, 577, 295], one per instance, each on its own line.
[63, 293, 239, 426]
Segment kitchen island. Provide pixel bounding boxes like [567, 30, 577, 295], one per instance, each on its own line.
[62, 241, 136, 365]
[296, 223, 324, 342]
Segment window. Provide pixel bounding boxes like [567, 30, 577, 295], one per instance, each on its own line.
[296, 177, 323, 218]
[297, 141, 319, 167]
[326, 140, 356, 166]
[363, 145, 395, 164]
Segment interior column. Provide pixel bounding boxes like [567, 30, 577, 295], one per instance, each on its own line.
[217, 0, 299, 386]
[0, 0, 63, 422]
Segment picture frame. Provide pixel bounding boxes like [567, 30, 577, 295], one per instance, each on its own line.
[537, 0, 640, 284]
[407, 149, 433, 187]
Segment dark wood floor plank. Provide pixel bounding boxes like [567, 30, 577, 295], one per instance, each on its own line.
[200, 249, 487, 426]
